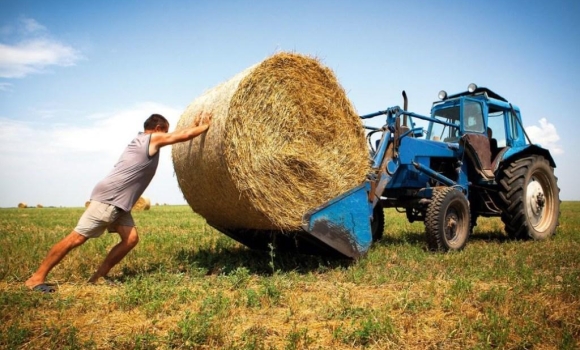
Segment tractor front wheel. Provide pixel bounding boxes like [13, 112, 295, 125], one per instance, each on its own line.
[425, 187, 470, 251]
[498, 155, 560, 240]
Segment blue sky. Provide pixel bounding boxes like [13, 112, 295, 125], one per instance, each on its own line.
[1, 0, 578, 208]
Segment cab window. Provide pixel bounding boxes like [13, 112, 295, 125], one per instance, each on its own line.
[463, 101, 484, 133]
[429, 105, 460, 142]
[508, 110, 520, 145]
[488, 110, 507, 148]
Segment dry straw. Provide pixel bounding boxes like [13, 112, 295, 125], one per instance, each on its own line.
[84, 198, 150, 210]
[132, 196, 151, 211]
[17, 202, 27, 209]
[172, 52, 369, 231]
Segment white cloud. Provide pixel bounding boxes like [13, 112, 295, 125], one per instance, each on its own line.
[0, 39, 82, 78]
[0, 17, 82, 78]
[50, 102, 182, 154]
[20, 18, 47, 34]
[525, 118, 564, 155]
[0, 103, 185, 207]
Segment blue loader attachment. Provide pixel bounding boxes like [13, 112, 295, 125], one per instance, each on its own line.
[301, 182, 373, 258]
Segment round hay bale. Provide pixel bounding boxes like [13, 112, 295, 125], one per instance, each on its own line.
[132, 196, 151, 211]
[18, 202, 27, 209]
[172, 52, 369, 231]
[36, 204, 43, 208]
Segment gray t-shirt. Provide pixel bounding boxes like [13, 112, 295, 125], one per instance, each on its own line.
[91, 132, 159, 211]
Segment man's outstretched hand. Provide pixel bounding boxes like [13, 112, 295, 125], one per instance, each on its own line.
[194, 111, 212, 128]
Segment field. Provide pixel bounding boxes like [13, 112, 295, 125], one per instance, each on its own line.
[1, 203, 579, 349]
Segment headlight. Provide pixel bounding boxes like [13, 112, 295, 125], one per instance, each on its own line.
[468, 83, 478, 93]
[438, 90, 447, 100]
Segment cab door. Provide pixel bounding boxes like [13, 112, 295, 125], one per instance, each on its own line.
[460, 99, 494, 178]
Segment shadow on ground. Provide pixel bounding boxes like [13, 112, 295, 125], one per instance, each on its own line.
[112, 228, 515, 282]
[170, 229, 514, 277]
[173, 245, 353, 276]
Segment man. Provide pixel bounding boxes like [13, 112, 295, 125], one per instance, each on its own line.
[25, 112, 211, 292]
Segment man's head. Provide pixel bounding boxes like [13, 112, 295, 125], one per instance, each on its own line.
[144, 114, 169, 133]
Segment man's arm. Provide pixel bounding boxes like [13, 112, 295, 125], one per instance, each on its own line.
[149, 113, 211, 155]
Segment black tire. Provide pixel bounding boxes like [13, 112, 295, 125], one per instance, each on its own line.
[498, 155, 560, 240]
[425, 187, 471, 251]
[371, 203, 385, 242]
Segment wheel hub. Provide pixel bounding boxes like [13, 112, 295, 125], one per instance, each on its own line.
[445, 213, 458, 241]
[526, 179, 545, 226]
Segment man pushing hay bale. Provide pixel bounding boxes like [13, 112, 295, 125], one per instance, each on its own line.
[172, 52, 369, 231]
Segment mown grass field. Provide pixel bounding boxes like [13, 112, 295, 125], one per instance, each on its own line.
[1, 202, 579, 349]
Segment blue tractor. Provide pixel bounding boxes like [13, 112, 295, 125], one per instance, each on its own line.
[221, 84, 560, 259]
[300, 83, 560, 257]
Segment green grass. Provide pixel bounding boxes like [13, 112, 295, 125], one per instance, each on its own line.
[1, 203, 579, 349]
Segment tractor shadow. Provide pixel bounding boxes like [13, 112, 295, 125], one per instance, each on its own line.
[377, 232, 425, 246]
[159, 228, 513, 279]
[173, 229, 513, 277]
[375, 229, 511, 248]
[173, 245, 352, 277]
[468, 229, 512, 243]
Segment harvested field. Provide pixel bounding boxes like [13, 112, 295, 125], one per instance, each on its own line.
[1, 204, 578, 349]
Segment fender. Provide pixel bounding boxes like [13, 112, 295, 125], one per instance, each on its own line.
[499, 144, 556, 168]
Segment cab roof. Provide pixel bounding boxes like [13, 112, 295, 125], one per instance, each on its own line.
[446, 87, 508, 102]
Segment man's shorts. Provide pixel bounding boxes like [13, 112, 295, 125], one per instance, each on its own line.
[74, 201, 135, 238]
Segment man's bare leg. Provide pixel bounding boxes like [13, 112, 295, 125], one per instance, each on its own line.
[88, 225, 139, 283]
[25, 231, 88, 289]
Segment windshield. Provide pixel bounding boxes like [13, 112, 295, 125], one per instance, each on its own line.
[428, 106, 460, 142]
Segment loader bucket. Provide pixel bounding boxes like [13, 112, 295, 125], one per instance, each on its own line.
[301, 182, 373, 258]
[210, 182, 373, 259]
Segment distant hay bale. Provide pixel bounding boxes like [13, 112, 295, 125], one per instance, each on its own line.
[132, 196, 151, 211]
[36, 204, 43, 208]
[85, 199, 150, 210]
[172, 52, 369, 231]
[18, 202, 27, 209]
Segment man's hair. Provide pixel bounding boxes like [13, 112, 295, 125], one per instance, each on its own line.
[144, 114, 169, 131]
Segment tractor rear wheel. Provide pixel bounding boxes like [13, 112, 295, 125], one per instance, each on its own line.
[425, 187, 470, 251]
[371, 203, 385, 242]
[498, 155, 560, 240]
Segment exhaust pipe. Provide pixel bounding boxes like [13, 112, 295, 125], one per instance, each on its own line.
[402, 90, 408, 127]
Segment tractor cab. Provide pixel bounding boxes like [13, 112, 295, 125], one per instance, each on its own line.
[426, 83, 526, 179]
